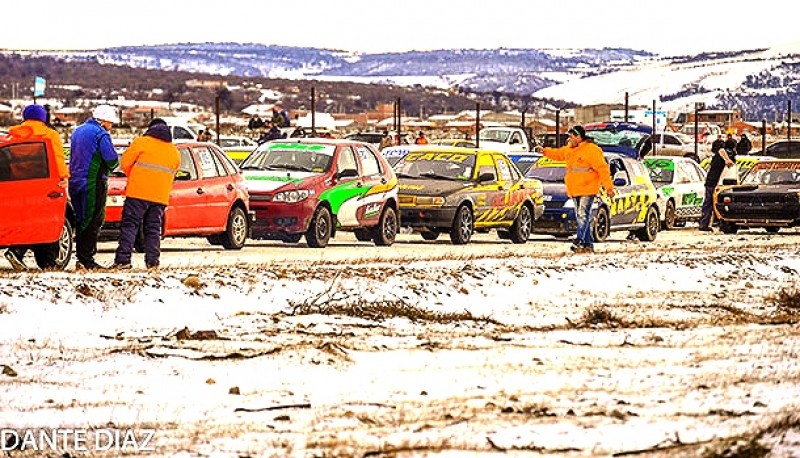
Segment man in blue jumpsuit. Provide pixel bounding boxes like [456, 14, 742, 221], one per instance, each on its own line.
[68, 105, 120, 269]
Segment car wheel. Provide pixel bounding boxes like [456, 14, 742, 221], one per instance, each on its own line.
[373, 206, 398, 246]
[509, 204, 532, 244]
[592, 206, 610, 242]
[33, 219, 73, 270]
[635, 206, 659, 241]
[220, 207, 248, 250]
[663, 200, 676, 230]
[353, 229, 372, 241]
[449, 205, 473, 245]
[765, 227, 780, 233]
[421, 230, 439, 241]
[306, 206, 332, 248]
[719, 220, 739, 234]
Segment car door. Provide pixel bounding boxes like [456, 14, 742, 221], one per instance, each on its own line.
[350, 144, 386, 227]
[608, 157, 638, 226]
[472, 153, 506, 227]
[676, 160, 705, 214]
[194, 145, 232, 231]
[0, 139, 65, 245]
[165, 146, 202, 234]
[491, 154, 524, 224]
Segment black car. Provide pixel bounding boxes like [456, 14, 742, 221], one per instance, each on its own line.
[761, 140, 800, 159]
[714, 159, 800, 234]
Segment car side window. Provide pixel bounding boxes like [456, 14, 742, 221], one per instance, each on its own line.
[355, 145, 381, 177]
[178, 147, 198, 180]
[494, 156, 514, 182]
[213, 147, 239, 175]
[510, 132, 523, 145]
[195, 146, 224, 178]
[680, 161, 701, 182]
[337, 146, 359, 175]
[610, 159, 630, 185]
[664, 135, 680, 146]
[0, 142, 49, 181]
[478, 165, 497, 182]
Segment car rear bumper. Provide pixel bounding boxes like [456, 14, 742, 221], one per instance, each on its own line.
[533, 209, 577, 234]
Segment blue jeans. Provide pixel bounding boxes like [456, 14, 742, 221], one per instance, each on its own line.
[698, 185, 715, 228]
[574, 195, 596, 248]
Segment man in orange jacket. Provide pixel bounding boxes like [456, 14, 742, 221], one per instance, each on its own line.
[541, 125, 615, 253]
[111, 118, 180, 269]
[4, 104, 70, 270]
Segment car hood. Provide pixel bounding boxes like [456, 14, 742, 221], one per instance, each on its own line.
[398, 178, 473, 197]
[720, 184, 800, 194]
[242, 171, 323, 193]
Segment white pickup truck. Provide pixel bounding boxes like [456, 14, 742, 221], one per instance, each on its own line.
[478, 126, 540, 154]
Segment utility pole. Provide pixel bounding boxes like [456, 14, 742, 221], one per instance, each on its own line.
[475, 102, 481, 148]
[311, 87, 316, 135]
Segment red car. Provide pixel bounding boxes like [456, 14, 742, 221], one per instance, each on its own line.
[103, 141, 251, 249]
[0, 133, 74, 269]
[240, 139, 399, 247]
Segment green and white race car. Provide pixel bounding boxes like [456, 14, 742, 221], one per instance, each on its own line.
[643, 156, 707, 229]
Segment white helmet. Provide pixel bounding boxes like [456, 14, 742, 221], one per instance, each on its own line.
[92, 104, 120, 124]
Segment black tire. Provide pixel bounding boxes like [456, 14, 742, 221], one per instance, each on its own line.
[220, 207, 248, 250]
[353, 229, 372, 241]
[509, 204, 532, 244]
[373, 206, 398, 246]
[635, 206, 659, 241]
[719, 220, 739, 234]
[33, 219, 73, 270]
[306, 206, 332, 248]
[592, 206, 610, 242]
[449, 205, 473, 245]
[765, 227, 780, 233]
[421, 231, 439, 241]
[663, 200, 676, 230]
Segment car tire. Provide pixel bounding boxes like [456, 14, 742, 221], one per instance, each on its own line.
[421, 230, 440, 241]
[281, 233, 303, 244]
[719, 220, 739, 234]
[635, 206, 659, 241]
[306, 206, 332, 248]
[32, 219, 73, 270]
[449, 205, 473, 245]
[220, 207, 248, 250]
[765, 227, 780, 233]
[592, 206, 610, 242]
[663, 200, 676, 230]
[509, 204, 532, 244]
[353, 229, 372, 242]
[372, 206, 398, 246]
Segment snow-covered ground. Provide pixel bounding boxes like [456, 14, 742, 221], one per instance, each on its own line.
[1, 229, 799, 456]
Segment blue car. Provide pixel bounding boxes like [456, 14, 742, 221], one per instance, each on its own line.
[526, 153, 660, 242]
[508, 153, 542, 175]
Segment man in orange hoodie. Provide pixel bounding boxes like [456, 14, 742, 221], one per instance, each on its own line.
[541, 125, 615, 253]
[4, 104, 70, 270]
[110, 118, 180, 269]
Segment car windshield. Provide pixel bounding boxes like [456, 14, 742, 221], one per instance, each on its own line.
[741, 163, 800, 185]
[643, 159, 675, 185]
[525, 161, 566, 182]
[587, 129, 649, 149]
[239, 142, 334, 173]
[479, 130, 510, 143]
[394, 152, 476, 181]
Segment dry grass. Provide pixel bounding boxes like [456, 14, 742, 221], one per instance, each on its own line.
[292, 298, 500, 324]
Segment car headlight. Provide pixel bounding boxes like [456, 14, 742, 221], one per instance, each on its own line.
[415, 196, 445, 206]
[563, 199, 574, 208]
[273, 189, 310, 203]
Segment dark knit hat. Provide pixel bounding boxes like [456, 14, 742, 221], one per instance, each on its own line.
[567, 125, 586, 140]
[22, 104, 48, 123]
[148, 117, 167, 128]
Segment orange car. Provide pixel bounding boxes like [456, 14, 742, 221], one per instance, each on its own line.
[102, 141, 252, 249]
[0, 132, 74, 269]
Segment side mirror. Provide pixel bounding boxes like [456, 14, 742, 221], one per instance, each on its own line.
[478, 172, 496, 182]
[337, 168, 358, 180]
[175, 170, 191, 180]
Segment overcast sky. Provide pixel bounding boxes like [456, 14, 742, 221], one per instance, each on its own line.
[2, 0, 797, 56]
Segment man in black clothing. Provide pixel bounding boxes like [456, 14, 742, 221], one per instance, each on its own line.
[698, 135, 734, 231]
[736, 133, 752, 156]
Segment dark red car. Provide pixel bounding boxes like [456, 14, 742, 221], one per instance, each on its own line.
[103, 141, 251, 249]
[239, 139, 399, 247]
[0, 133, 74, 269]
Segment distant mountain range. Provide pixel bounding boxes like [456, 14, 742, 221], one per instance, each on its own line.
[10, 42, 800, 120]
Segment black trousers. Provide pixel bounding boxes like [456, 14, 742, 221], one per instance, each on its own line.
[75, 181, 108, 265]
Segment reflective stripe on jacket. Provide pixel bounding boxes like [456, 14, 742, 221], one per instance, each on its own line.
[121, 136, 180, 205]
[542, 141, 613, 198]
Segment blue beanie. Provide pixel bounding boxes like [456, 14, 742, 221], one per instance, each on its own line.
[23, 105, 48, 123]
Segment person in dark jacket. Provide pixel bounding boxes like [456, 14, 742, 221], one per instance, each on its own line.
[723, 133, 738, 155]
[68, 104, 120, 269]
[111, 118, 180, 269]
[736, 133, 752, 156]
[698, 135, 734, 231]
[271, 103, 290, 128]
